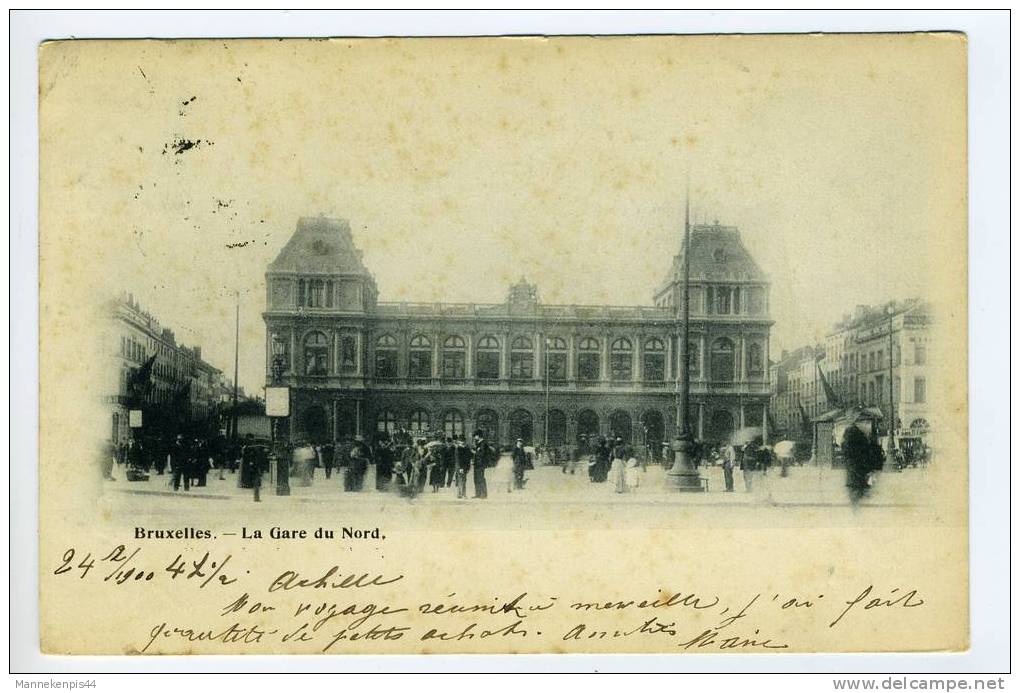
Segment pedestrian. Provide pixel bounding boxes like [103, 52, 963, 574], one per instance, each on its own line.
[169, 434, 190, 492]
[740, 440, 758, 493]
[151, 436, 167, 476]
[193, 438, 211, 488]
[453, 434, 471, 498]
[511, 438, 529, 490]
[471, 430, 492, 499]
[352, 435, 371, 491]
[443, 437, 456, 488]
[722, 445, 736, 492]
[102, 439, 117, 481]
[426, 439, 445, 493]
[625, 453, 641, 491]
[375, 437, 394, 491]
[842, 425, 877, 505]
[240, 434, 264, 502]
[610, 438, 627, 493]
[320, 440, 335, 480]
[494, 445, 515, 493]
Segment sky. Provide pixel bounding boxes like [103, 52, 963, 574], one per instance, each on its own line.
[40, 35, 966, 395]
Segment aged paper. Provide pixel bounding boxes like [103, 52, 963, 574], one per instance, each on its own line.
[38, 34, 967, 655]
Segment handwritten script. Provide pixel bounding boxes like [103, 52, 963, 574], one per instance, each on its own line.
[51, 544, 927, 654]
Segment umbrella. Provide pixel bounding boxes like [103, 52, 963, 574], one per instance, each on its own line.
[773, 440, 797, 458]
[730, 426, 762, 446]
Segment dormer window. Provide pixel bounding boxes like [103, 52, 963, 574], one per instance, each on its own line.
[713, 248, 727, 263]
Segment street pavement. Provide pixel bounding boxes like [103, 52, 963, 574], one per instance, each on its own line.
[100, 462, 940, 529]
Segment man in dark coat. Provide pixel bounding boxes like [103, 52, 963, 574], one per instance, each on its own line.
[169, 434, 190, 492]
[239, 434, 265, 501]
[471, 430, 492, 499]
[320, 441, 336, 479]
[374, 438, 394, 491]
[511, 438, 528, 490]
[842, 425, 877, 505]
[452, 434, 472, 498]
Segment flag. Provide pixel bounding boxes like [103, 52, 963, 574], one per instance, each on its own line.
[815, 359, 840, 408]
[127, 354, 157, 397]
[797, 402, 812, 436]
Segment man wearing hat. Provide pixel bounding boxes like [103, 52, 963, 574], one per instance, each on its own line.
[470, 429, 492, 499]
[511, 437, 529, 490]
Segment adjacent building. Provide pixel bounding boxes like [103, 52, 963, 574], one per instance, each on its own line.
[263, 216, 773, 451]
[105, 292, 224, 443]
[770, 299, 933, 442]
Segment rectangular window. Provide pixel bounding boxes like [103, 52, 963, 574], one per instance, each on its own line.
[476, 352, 500, 380]
[914, 377, 926, 404]
[577, 353, 600, 381]
[409, 351, 431, 379]
[510, 352, 534, 380]
[339, 335, 357, 372]
[442, 352, 465, 379]
[732, 287, 741, 314]
[717, 287, 731, 314]
[915, 345, 927, 365]
[706, 287, 714, 315]
[375, 351, 396, 378]
[610, 353, 632, 381]
[547, 353, 567, 381]
[643, 354, 665, 381]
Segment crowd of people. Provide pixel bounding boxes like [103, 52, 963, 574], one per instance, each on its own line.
[103, 422, 927, 505]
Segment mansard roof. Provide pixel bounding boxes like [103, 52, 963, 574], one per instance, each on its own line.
[268, 216, 372, 275]
[658, 223, 767, 295]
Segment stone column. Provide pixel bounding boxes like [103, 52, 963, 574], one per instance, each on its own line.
[535, 331, 544, 383]
[503, 332, 511, 381]
[601, 335, 609, 383]
[466, 332, 475, 379]
[289, 330, 297, 376]
[697, 402, 705, 440]
[332, 399, 340, 441]
[636, 334, 645, 383]
[432, 330, 440, 378]
[739, 335, 747, 383]
[739, 403, 746, 428]
[568, 334, 576, 383]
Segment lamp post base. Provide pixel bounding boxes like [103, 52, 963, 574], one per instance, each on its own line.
[665, 470, 705, 492]
[664, 436, 705, 493]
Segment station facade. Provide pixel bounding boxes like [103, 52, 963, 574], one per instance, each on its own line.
[263, 216, 773, 451]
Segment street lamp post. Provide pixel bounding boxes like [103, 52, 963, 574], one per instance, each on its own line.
[270, 338, 291, 496]
[666, 188, 704, 492]
[886, 305, 896, 456]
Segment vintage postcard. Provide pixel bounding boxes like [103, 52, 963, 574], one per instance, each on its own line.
[37, 34, 967, 655]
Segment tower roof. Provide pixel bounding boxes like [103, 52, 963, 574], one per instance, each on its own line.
[656, 223, 767, 296]
[268, 216, 371, 275]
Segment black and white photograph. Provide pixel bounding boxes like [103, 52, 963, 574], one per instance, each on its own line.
[10, 10, 1009, 676]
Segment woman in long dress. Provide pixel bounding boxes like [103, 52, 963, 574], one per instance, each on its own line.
[610, 439, 628, 493]
[494, 446, 515, 493]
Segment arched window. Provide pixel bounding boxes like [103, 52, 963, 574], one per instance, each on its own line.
[476, 335, 501, 380]
[545, 336, 567, 382]
[747, 342, 764, 374]
[710, 337, 735, 382]
[303, 331, 329, 376]
[610, 337, 633, 381]
[442, 335, 466, 380]
[374, 334, 398, 378]
[442, 410, 465, 438]
[376, 410, 398, 434]
[409, 334, 432, 379]
[408, 409, 430, 434]
[577, 336, 601, 382]
[510, 335, 534, 380]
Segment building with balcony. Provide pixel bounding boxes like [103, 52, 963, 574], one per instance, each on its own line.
[263, 216, 773, 450]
